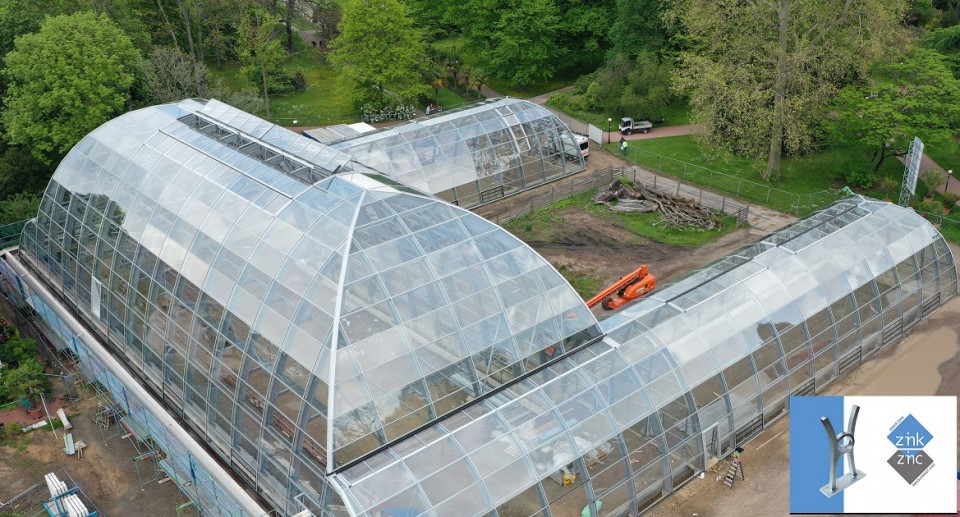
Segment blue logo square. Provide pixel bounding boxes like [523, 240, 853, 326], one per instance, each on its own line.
[887, 414, 933, 452]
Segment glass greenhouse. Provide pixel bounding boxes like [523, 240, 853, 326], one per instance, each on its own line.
[327, 196, 957, 516]
[331, 99, 586, 208]
[1, 98, 955, 517]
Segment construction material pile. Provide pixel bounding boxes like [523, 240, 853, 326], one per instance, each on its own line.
[592, 177, 724, 230]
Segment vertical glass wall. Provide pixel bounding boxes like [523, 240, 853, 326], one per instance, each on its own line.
[332, 99, 587, 208]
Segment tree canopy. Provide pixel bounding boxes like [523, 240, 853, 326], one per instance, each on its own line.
[2, 12, 140, 165]
[674, 0, 907, 180]
[822, 48, 960, 175]
[328, 0, 430, 107]
[607, 0, 671, 58]
[237, 7, 286, 117]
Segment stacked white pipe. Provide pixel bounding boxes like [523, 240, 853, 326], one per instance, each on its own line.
[43, 472, 90, 517]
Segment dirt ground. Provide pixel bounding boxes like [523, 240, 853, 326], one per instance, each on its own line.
[0, 390, 193, 516]
[518, 207, 757, 320]
[479, 146, 779, 321]
[643, 243, 960, 517]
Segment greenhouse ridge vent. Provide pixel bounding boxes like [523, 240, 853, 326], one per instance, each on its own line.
[0, 98, 955, 517]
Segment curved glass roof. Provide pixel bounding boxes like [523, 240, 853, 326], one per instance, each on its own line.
[20, 96, 958, 516]
[20, 99, 601, 475]
[329, 196, 957, 516]
[332, 99, 586, 208]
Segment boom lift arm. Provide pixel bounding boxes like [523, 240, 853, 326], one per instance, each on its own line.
[586, 265, 656, 311]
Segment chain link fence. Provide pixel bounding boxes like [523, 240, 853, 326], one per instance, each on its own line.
[623, 146, 845, 216]
[481, 166, 749, 227]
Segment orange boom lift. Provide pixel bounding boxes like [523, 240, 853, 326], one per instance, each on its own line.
[586, 265, 656, 310]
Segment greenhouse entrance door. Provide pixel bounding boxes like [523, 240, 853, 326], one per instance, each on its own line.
[703, 424, 721, 469]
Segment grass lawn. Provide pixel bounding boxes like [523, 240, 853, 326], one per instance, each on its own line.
[435, 87, 469, 109]
[432, 38, 601, 98]
[940, 218, 960, 244]
[554, 265, 604, 300]
[208, 40, 355, 125]
[924, 136, 960, 173]
[607, 136, 905, 214]
[659, 103, 692, 126]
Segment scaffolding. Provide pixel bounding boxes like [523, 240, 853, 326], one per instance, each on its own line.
[120, 415, 166, 490]
[91, 389, 124, 446]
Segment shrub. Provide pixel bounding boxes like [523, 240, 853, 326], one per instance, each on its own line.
[874, 176, 899, 196]
[571, 71, 595, 95]
[941, 191, 960, 207]
[918, 199, 945, 215]
[920, 168, 947, 195]
[0, 192, 41, 226]
[291, 70, 307, 91]
[843, 167, 875, 189]
[1, 422, 24, 440]
[0, 336, 38, 368]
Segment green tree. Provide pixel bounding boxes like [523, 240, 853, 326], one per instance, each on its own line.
[0, 193, 41, 227]
[405, 0, 456, 38]
[328, 0, 430, 107]
[0, 358, 48, 407]
[0, 336, 37, 369]
[138, 45, 263, 114]
[674, 0, 907, 181]
[608, 0, 671, 58]
[2, 12, 140, 165]
[554, 0, 615, 67]
[619, 52, 675, 122]
[823, 48, 960, 176]
[0, 0, 68, 64]
[237, 7, 286, 118]
[481, 0, 564, 88]
[924, 24, 960, 76]
[139, 46, 207, 103]
[0, 143, 53, 200]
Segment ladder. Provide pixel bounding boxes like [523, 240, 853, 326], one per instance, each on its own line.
[723, 459, 744, 488]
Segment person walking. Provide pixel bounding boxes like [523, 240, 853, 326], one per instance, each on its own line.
[619, 136, 628, 156]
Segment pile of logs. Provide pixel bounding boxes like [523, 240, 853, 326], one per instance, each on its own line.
[593, 178, 724, 231]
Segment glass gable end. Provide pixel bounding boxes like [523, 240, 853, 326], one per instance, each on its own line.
[332, 99, 586, 208]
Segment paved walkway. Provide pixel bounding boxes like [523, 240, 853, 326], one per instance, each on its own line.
[0, 397, 65, 427]
[900, 153, 960, 204]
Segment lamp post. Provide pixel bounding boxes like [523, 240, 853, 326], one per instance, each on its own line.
[607, 117, 612, 144]
[945, 170, 953, 193]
